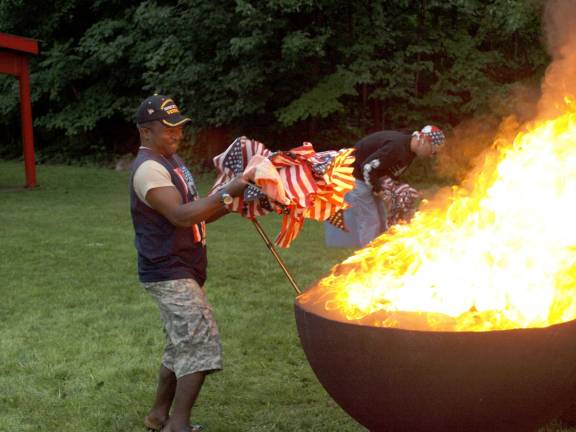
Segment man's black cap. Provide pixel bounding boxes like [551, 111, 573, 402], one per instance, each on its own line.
[135, 94, 191, 127]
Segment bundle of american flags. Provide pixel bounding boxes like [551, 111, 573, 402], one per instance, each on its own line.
[377, 176, 422, 226]
[211, 136, 356, 247]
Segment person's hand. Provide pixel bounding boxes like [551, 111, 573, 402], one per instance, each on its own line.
[224, 175, 249, 197]
[373, 190, 385, 199]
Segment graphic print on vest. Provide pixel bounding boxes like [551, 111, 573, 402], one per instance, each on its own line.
[175, 165, 198, 198]
[173, 166, 206, 245]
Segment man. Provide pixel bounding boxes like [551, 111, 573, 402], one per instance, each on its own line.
[130, 94, 247, 432]
[346, 125, 446, 247]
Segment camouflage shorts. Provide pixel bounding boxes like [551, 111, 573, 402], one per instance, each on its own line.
[142, 278, 222, 379]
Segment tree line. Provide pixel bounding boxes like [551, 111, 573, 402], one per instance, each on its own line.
[0, 0, 547, 166]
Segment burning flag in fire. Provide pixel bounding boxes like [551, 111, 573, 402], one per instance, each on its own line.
[301, 101, 576, 332]
[294, 3, 576, 432]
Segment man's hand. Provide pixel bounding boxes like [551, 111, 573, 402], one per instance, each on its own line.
[223, 175, 248, 197]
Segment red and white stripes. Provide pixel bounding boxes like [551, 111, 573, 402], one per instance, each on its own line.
[212, 137, 356, 248]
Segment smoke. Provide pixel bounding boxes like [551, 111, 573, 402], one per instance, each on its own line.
[436, 0, 576, 182]
[435, 115, 501, 182]
[435, 84, 541, 183]
[537, 0, 576, 118]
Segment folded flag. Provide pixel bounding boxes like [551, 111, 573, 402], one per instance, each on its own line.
[211, 136, 355, 247]
[326, 209, 348, 232]
[377, 176, 421, 226]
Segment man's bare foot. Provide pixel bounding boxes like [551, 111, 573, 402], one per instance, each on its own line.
[144, 414, 169, 431]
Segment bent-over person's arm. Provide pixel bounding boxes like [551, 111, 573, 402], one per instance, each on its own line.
[361, 146, 399, 192]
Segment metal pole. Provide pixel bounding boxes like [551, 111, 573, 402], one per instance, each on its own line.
[251, 218, 302, 295]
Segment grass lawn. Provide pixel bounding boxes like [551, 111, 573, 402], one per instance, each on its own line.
[0, 160, 575, 432]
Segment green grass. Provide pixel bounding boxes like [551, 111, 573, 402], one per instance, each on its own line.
[1, 161, 575, 432]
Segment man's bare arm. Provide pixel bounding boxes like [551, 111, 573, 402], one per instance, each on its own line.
[205, 205, 230, 224]
[146, 176, 247, 227]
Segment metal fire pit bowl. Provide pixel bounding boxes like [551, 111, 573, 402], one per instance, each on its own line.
[295, 300, 576, 432]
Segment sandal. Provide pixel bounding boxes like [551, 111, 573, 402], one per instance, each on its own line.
[160, 425, 204, 432]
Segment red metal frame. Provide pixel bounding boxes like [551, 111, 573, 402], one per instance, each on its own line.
[0, 33, 39, 188]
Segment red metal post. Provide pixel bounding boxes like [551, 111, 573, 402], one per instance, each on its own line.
[0, 51, 21, 76]
[18, 57, 37, 188]
[0, 33, 38, 55]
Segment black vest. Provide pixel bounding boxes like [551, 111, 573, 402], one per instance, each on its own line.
[130, 148, 207, 284]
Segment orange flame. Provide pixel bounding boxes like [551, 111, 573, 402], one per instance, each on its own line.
[300, 101, 576, 331]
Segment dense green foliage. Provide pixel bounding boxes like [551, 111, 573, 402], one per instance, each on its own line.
[0, 0, 548, 162]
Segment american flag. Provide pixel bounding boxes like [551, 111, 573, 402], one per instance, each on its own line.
[326, 209, 348, 232]
[269, 143, 319, 208]
[212, 137, 271, 217]
[377, 176, 421, 226]
[303, 148, 355, 221]
[211, 137, 356, 247]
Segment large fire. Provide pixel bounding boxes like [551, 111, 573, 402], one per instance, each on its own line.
[300, 101, 576, 331]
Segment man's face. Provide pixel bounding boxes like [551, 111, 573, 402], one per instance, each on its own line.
[140, 121, 184, 157]
[412, 134, 436, 158]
